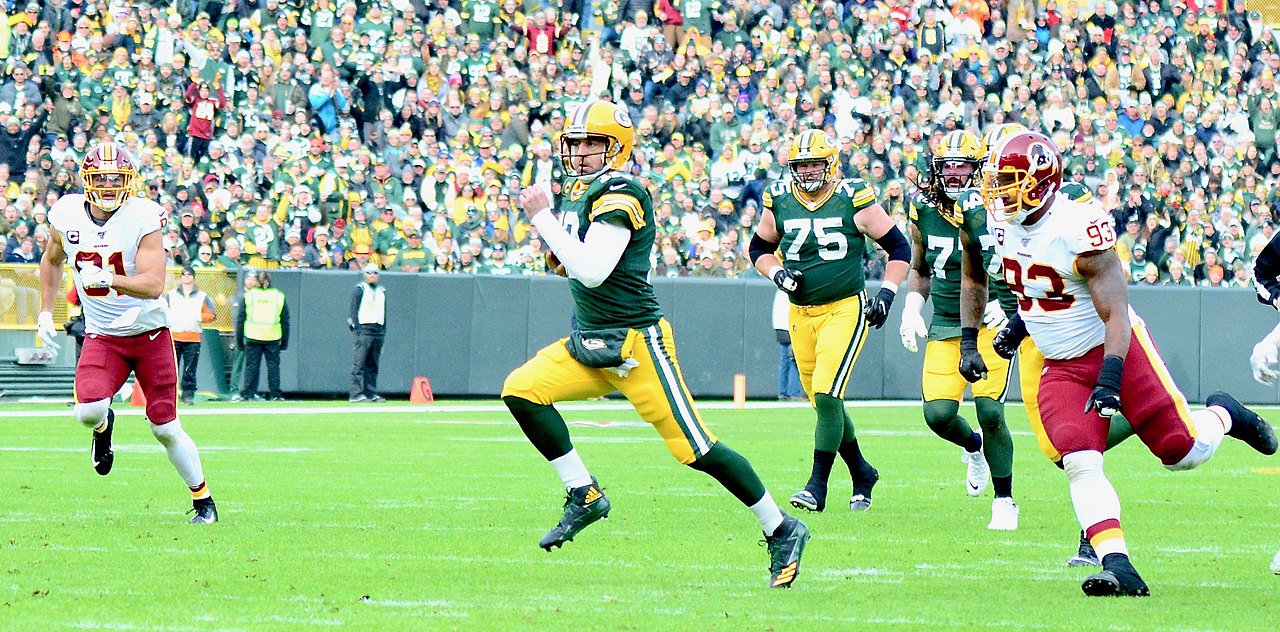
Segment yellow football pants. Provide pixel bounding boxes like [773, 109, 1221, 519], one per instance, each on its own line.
[501, 318, 716, 464]
[789, 294, 868, 401]
[922, 326, 1014, 402]
[1016, 337, 1056, 460]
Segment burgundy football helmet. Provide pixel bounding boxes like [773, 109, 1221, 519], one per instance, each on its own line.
[980, 131, 1062, 224]
[80, 141, 138, 212]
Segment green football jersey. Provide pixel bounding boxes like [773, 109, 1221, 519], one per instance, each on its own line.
[955, 189, 1019, 331]
[562, 172, 663, 331]
[765, 178, 876, 306]
[909, 192, 965, 339]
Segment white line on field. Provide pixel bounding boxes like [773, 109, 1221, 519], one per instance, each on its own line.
[0, 400, 927, 419]
[0, 445, 314, 453]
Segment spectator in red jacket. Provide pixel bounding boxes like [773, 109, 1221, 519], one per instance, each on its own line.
[184, 80, 225, 164]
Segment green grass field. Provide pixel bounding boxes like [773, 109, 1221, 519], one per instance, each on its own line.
[1, 399, 1277, 630]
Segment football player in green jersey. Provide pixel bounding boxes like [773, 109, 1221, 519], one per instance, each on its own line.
[749, 130, 911, 513]
[501, 99, 810, 588]
[900, 130, 1021, 530]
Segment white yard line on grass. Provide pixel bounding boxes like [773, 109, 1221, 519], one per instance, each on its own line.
[0, 400, 913, 419]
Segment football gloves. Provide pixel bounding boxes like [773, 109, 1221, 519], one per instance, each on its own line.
[982, 299, 1008, 330]
[77, 262, 114, 289]
[958, 327, 987, 383]
[898, 292, 927, 353]
[771, 268, 803, 294]
[36, 311, 61, 354]
[992, 313, 1029, 360]
[864, 287, 896, 329]
[1251, 339, 1279, 386]
[1085, 355, 1124, 417]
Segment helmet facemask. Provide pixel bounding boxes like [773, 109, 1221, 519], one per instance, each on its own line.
[789, 157, 832, 193]
[559, 134, 620, 183]
[84, 170, 135, 212]
[981, 165, 1041, 224]
[936, 159, 979, 198]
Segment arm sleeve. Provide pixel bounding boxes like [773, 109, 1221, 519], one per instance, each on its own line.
[233, 299, 244, 341]
[531, 212, 631, 289]
[350, 285, 361, 324]
[875, 226, 911, 263]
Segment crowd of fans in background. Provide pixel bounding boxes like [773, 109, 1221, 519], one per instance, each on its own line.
[1, 0, 1279, 288]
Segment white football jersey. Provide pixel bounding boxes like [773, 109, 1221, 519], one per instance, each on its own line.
[48, 194, 171, 337]
[989, 194, 1141, 360]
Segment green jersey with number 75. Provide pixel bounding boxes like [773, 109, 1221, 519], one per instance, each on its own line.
[763, 177, 876, 306]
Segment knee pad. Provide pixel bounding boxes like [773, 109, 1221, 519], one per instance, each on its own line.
[73, 398, 111, 429]
[973, 398, 1006, 428]
[151, 419, 187, 446]
[923, 399, 961, 430]
[1062, 450, 1104, 483]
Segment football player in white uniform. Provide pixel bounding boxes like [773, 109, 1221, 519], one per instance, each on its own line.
[1246, 235, 1280, 576]
[956, 131, 1276, 596]
[38, 141, 218, 524]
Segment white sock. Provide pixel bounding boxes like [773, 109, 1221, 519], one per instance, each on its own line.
[150, 420, 206, 490]
[550, 449, 593, 489]
[1167, 408, 1229, 471]
[1063, 450, 1128, 559]
[750, 492, 786, 535]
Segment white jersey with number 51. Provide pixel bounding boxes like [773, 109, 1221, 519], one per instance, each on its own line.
[47, 194, 171, 337]
[989, 195, 1140, 360]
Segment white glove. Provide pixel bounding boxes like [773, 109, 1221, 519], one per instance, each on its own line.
[982, 299, 1009, 330]
[1251, 339, 1279, 386]
[37, 311, 61, 354]
[78, 262, 114, 289]
[898, 292, 927, 353]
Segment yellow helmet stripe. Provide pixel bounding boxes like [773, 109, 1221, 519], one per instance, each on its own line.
[102, 143, 115, 162]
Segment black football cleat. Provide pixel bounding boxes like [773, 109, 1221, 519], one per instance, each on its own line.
[764, 515, 811, 588]
[850, 465, 879, 511]
[1081, 553, 1150, 597]
[189, 497, 219, 524]
[1068, 530, 1101, 567]
[789, 489, 825, 513]
[92, 409, 115, 476]
[539, 478, 610, 551]
[1207, 392, 1278, 455]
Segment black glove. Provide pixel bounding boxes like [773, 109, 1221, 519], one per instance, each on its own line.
[348, 317, 356, 331]
[958, 327, 988, 383]
[863, 287, 896, 329]
[280, 341, 289, 352]
[1258, 283, 1280, 310]
[992, 313, 1029, 360]
[1085, 354, 1124, 417]
[775, 329, 791, 346]
[771, 268, 803, 294]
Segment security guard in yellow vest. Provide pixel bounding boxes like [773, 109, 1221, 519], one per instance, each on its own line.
[234, 271, 290, 401]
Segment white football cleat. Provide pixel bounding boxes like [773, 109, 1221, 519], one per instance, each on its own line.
[1271, 549, 1280, 575]
[962, 429, 988, 497]
[987, 497, 1019, 531]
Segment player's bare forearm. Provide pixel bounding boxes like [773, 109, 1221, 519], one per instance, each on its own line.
[883, 259, 909, 287]
[113, 231, 167, 299]
[1078, 249, 1132, 359]
[754, 252, 784, 277]
[39, 236, 66, 313]
[907, 225, 931, 300]
[958, 228, 988, 329]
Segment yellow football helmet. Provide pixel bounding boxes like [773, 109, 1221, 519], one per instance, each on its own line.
[788, 130, 840, 193]
[932, 130, 984, 199]
[981, 123, 1028, 160]
[559, 99, 636, 182]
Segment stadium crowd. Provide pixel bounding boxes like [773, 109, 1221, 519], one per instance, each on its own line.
[0, 0, 1278, 287]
